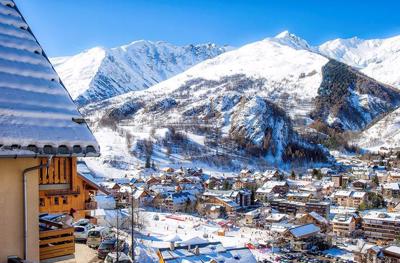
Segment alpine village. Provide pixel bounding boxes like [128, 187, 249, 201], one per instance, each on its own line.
[2, 1, 400, 263]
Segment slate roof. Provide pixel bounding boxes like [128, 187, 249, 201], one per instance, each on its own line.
[0, 0, 99, 157]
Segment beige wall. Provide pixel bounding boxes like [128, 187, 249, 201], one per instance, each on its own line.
[0, 158, 40, 263]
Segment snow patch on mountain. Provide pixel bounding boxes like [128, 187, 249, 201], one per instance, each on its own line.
[51, 41, 230, 105]
[51, 47, 106, 100]
[356, 107, 400, 150]
[318, 35, 400, 88]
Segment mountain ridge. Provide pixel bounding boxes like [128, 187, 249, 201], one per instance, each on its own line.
[50, 40, 231, 105]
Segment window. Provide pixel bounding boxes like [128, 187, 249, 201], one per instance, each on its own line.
[54, 197, 59, 205]
[39, 198, 45, 207]
[62, 196, 68, 205]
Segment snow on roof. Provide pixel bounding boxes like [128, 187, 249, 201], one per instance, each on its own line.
[332, 214, 354, 224]
[351, 191, 366, 198]
[266, 213, 287, 222]
[382, 182, 400, 190]
[161, 242, 256, 263]
[384, 245, 400, 256]
[308, 211, 328, 224]
[167, 192, 196, 204]
[77, 161, 110, 194]
[256, 181, 287, 193]
[163, 234, 182, 242]
[362, 211, 400, 222]
[180, 236, 208, 246]
[334, 190, 352, 197]
[287, 192, 312, 198]
[215, 197, 239, 208]
[0, 1, 99, 157]
[289, 223, 320, 238]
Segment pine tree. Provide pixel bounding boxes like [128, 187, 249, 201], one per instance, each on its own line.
[290, 170, 296, 179]
[145, 155, 151, 168]
[372, 175, 380, 186]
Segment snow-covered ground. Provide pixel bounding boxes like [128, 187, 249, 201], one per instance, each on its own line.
[101, 210, 284, 262]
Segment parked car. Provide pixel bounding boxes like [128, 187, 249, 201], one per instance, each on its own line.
[87, 227, 114, 248]
[97, 239, 127, 259]
[104, 252, 132, 263]
[73, 218, 91, 226]
[73, 223, 94, 241]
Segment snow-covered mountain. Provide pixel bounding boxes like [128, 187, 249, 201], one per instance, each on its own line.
[48, 32, 400, 173]
[80, 32, 400, 173]
[356, 107, 400, 150]
[51, 41, 230, 105]
[318, 35, 400, 149]
[318, 35, 400, 89]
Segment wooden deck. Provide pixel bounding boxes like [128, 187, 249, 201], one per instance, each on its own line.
[39, 220, 75, 260]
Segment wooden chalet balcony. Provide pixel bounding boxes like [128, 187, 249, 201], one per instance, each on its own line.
[85, 201, 97, 210]
[39, 219, 75, 260]
[44, 186, 80, 197]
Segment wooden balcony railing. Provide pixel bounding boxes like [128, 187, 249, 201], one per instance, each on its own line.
[44, 187, 80, 197]
[39, 219, 75, 260]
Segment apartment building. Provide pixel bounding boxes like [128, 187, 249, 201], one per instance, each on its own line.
[269, 199, 330, 218]
[333, 190, 367, 208]
[332, 214, 356, 237]
[362, 211, 400, 242]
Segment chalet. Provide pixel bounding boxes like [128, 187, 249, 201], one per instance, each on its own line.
[146, 176, 162, 186]
[333, 190, 368, 208]
[132, 188, 153, 206]
[332, 214, 357, 237]
[233, 177, 257, 190]
[265, 213, 287, 223]
[0, 1, 99, 261]
[202, 189, 252, 208]
[255, 181, 288, 202]
[287, 192, 312, 202]
[284, 224, 323, 251]
[353, 242, 381, 263]
[39, 160, 107, 216]
[244, 209, 261, 226]
[164, 191, 196, 212]
[382, 183, 400, 198]
[101, 182, 121, 196]
[199, 195, 239, 215]
[162, 167, 175, 173]
[352, 179, 370, 191]
[296, 212, 329, 232]
[352, 166, 375, 180]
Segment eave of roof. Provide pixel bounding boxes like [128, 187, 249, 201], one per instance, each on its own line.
[0, 1, 99, 157]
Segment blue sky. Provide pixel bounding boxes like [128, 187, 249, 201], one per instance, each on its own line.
[16, 0, 400, 57]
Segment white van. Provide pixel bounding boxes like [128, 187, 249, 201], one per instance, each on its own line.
[87, 227, 114, 248]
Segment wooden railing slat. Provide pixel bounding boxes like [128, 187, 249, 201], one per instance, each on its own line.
[40, 235, 74, 246]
